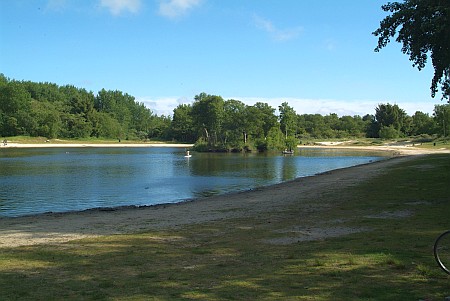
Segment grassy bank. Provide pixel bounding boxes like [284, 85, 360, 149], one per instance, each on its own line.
[1, 155, 449, 300]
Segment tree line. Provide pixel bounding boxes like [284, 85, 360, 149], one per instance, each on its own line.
[1, 75, 449, 151]
[172, 93, 449, 151]
[0, 74, 157, 141]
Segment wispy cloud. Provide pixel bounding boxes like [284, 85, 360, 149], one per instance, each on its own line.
[100, 0, 142, 15]
[323, 38, 337, 51]
[138, 96, 192, 116]
[46, 0, 69, 12]
[253, 15, 303, 42]
[158, 0, 202, 19]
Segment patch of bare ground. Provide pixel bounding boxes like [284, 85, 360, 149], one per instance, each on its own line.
[264, 226, 370, 245]
[364, 210, 414, 219]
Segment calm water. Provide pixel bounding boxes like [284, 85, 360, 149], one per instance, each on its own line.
[0, 147, 388, 217]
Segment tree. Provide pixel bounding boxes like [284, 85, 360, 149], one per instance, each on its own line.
[411, 111, 436, 135]
[28, 100, 61, 138]
[323, 113, 340, 138]
[191, 93, 224, 146]
[338, 115, 362, 137]
[374, 103, 408, 137]
[379, 125, 401, 139]
[130, 102, 153, 134]
[92, 111, 122, 139]
[373, 0, 450, 100]
[170, 104, 195, 142]
[94, 89, 151, 140]
[58, 85, 95, 138]
[0, 74, 8, 87]
[278, 102, 297, 139]
[0, 81, 32, 136]
[278, 102, 298, 150]
[23, 81, 65, 103]
[434, 104, 450, 137]
[148, 115, 171, 140]
[300, 114, 327, 138]
[248, 102, 278, 139]
[363, 114, 378, 138]
[223, 99, 248, 149]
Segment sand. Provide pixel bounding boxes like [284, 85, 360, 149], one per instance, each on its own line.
[0, 143, 449, 248]
[0, 142, 194, 148]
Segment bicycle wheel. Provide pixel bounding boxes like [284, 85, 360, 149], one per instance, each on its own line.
[434, 230, 450, 274]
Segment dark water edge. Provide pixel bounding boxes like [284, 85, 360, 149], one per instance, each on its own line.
[0, 157, 394, 221]
[0, 147, 391, 217]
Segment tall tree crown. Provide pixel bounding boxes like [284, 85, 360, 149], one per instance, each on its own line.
[373, 0, 450, 100]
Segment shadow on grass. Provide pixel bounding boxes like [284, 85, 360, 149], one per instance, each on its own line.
[1, 226, 449, 300]
[1, 154, 450, 300]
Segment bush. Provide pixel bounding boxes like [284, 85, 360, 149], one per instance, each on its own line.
[411, 134, 436, 144]
[379, 126, 400, 139]
[254, 139, 268, 152]
[192, 139, 209, 152]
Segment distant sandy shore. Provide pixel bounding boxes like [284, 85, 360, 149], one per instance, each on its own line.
[0, 142, 194, 148]
[1, 141, 448, 156]
[297, 144, 450, 156]
[0, 141, 449, 248]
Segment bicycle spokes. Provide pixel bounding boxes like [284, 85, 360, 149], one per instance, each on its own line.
[434, 230, 450, 275]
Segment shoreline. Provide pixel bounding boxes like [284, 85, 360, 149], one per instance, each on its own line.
[297, 144, 450, 156]
[1, 143, 449, 248]
[1, 141, 448, 156]
[0, 142, 194, 148]
[0, 154, 438, 248]
[0, 154, 388, 221]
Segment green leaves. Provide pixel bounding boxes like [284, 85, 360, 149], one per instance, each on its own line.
[0, 78, 154, 140]
[374, 0, 450, 100]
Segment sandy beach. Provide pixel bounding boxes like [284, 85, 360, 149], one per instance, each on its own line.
[0, 142, 194, 148]
[0, 143, 449, 248]
[0, 140, 446, 156]
[0, 141, 447, 160]
[297, 143, 450, 156]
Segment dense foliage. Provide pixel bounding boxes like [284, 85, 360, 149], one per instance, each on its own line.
[0, 74, 166, 141]
[373, 0, 450, 100]
[1, 74, 449, 151]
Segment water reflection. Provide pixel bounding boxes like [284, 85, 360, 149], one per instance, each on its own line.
[0, 147, 388, 217]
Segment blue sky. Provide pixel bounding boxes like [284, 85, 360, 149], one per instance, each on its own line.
[0, 0, 444, 116]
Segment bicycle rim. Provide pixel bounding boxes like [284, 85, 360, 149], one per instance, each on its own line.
[434, 230, 450, 274]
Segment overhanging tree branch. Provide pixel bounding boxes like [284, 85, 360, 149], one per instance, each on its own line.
[373, 0, 450, 101]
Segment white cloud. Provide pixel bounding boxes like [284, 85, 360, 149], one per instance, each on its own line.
[253, 15, 303, 42]
[137, 96, 192, 116]
[234, 97, 374, 116]
[100, 0, 141, 15]
[234, 97, 435, 117]
[158, 0, 202, 19]
[138, 95, 436, 117]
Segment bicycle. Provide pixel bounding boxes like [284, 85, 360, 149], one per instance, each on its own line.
[434, 230, 450, 274]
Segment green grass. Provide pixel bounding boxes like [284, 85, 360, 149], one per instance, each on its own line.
[1, 155, 449, 300]
[417, 139, 450, 150]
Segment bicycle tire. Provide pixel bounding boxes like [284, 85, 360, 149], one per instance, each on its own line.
[434, 230, 450, 274]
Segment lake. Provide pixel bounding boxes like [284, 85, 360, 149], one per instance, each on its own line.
[0, 147, 389, 217]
